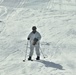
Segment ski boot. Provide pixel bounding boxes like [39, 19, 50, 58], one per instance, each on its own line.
[28, 56, 31, 60]
[36, 56, 40, 60]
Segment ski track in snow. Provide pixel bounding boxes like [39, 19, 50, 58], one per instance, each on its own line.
[0, 0, 76, 75]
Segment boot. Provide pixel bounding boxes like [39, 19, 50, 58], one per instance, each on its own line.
[28, 56, 31, 60]
[36, 56, 40, 60]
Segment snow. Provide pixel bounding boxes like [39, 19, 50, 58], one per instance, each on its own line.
[0, 0, 76, 75]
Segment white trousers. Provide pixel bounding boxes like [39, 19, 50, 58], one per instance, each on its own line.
[29, 43, 40, 57]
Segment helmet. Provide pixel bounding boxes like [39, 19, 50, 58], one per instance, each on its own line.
[32, 26, 37, 30]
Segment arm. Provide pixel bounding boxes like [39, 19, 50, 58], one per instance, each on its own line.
[27, 32, 32, 40]
[37, 32, 41, 41]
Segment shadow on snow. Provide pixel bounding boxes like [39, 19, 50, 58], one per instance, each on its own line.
[37, 60, 64, 70]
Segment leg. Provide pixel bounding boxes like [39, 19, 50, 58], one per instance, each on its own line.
[35, 44, 40, 58]
[29, 44, 34, 57]
[28, 44, 34, 60]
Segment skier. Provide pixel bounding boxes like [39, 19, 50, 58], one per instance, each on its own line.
[27, 26, 41, 60]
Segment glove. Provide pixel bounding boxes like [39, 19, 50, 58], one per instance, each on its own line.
[34, 38, 38, 42]
[27, 37, 30, 40]
[33, 38, 38, 45]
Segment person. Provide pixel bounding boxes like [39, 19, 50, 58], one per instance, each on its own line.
[27, 26, 41, 60]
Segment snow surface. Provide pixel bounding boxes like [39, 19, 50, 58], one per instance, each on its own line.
[0, 0, 76, 75]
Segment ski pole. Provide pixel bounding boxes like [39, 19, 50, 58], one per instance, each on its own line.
[40, 47, 46, 58]
[23, 41, 28, 62]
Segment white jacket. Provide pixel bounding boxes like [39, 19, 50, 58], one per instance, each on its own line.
[28, 31, 41, 45]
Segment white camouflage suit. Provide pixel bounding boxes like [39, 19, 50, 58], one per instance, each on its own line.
[28, 31, 41, 57]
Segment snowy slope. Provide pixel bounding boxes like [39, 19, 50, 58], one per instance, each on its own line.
[0, 0, 76, 75]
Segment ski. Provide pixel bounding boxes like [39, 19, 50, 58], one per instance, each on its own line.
[23, 59, 33, 62]
[23, 59, 41, 62]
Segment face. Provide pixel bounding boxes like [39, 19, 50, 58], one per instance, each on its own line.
[32, 29, 36, 33]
